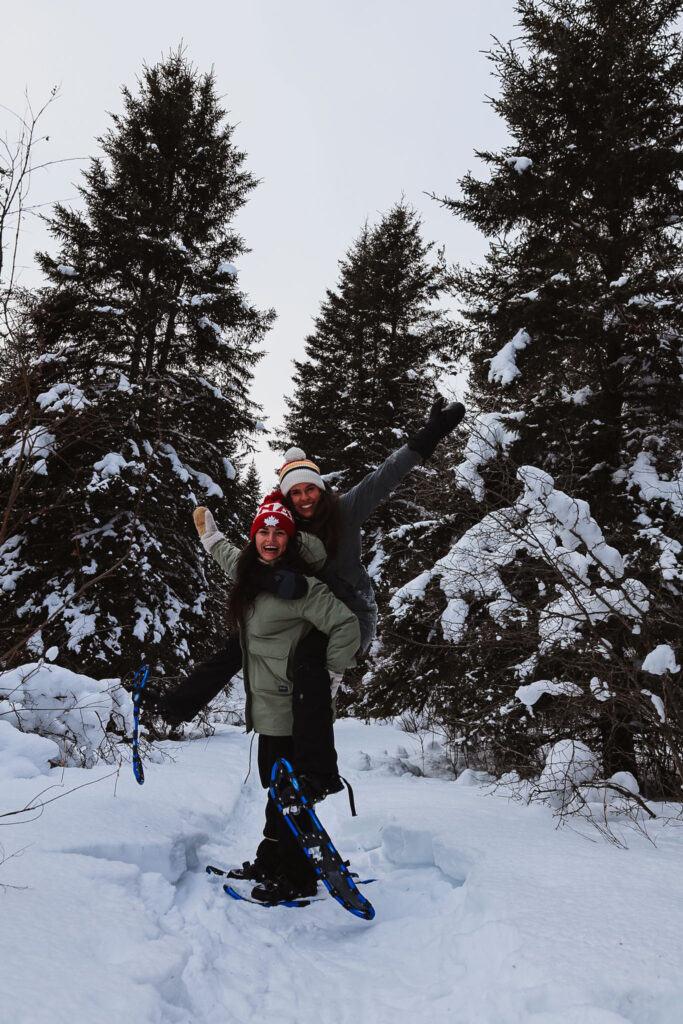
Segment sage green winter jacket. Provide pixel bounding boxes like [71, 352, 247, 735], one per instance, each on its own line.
[209, 535, 361, 736]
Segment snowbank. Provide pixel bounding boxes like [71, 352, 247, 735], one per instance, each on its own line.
[0, 662, 131, 768]
[0, 719, 60, 779]
[0, 715, 681, 1024]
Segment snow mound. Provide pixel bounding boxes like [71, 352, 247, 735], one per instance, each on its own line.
[0, 719, 60, 779]
[540, 739, 599, 796]
[0, 662, 131, 767]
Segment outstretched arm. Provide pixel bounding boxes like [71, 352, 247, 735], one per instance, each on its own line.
[341, 397, 466, 527]
[341, 445, 422, 527]
[193, 506, 241, 579]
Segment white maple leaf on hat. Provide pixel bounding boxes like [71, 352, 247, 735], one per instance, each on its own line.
[264, 515, 279, 526]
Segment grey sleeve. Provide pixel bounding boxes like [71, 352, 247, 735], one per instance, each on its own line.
[341, 445, 422, 527]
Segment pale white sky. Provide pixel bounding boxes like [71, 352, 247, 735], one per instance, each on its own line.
[3, 0, 517, 487]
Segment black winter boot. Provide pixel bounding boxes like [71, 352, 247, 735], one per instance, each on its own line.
[251, 872, 318, 903]
[227, 838, 279, 882]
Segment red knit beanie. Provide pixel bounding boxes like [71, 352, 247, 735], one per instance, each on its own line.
[250, 490, 296, 539]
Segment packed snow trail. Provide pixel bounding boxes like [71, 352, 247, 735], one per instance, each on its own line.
[1, 720, 683, 1024]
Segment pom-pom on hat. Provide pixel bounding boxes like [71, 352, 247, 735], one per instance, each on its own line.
[279, 447, 326, 497]
[250, 490, 296, 539]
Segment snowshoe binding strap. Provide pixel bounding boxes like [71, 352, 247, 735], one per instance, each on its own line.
[339, 775, 357, 817]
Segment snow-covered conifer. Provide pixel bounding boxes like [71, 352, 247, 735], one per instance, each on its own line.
[366, 1, 683, 797]
[0, 51, 273, 677]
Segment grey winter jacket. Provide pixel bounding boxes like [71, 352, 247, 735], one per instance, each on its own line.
[315, 444, 421, 652]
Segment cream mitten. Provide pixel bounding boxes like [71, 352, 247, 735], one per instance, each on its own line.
[193, 507, 223, 551]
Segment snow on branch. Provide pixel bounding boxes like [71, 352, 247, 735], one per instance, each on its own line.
[488, 329, 532, 386]
[506, 156, 533, 174]
[391, 463, 650, 650]
[628, 452, 683, 515]
[453, 412, 521, 501]
[158, 443, 224, 497]
[36, 383, 90, 413]
[642, 644, 680, 675]
[515, 679, 583, 714]
[2, 426, 57, 476]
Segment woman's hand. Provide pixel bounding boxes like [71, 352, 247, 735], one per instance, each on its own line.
[193, 506, 209, 537]
[408, 395, 466, 459]
[193, 507, 222, 550]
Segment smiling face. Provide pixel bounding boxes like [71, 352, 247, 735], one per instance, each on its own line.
[288, 482, 322, 519]
[254, 526, 289, 561]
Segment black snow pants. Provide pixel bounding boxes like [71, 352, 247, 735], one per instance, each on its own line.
[256, 734, 317, 887]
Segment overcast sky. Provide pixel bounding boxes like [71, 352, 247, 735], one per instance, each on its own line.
[3, 0, 517, 487]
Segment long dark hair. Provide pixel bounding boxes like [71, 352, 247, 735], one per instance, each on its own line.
[285, 488, 342, 559]
[227, 537, 312, 631]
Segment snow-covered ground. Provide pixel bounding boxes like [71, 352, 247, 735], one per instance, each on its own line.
[1, 715, 682, 1024]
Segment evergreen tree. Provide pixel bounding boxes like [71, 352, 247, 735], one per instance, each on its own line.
[234, 458, 263, 537]
[276, 203, 458, 680]
[365, 1, 683, 798]
[451, 0, 683, 503]
[0, 51, 273, 678]
[277, 202, 455, 487]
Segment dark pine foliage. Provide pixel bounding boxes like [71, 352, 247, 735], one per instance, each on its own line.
[0, 51, 272, 677]
[364, 1, 683, 797]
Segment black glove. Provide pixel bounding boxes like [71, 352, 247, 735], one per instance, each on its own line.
[407, 396, 466, 459]
[251, 564, 308, 600]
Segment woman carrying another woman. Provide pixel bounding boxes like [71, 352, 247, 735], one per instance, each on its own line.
[273, 395, 466, 788]
[193, 492, 360, 904]
[156, 395, 465, 792]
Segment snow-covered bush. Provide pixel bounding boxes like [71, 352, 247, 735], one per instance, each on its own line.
[0, 662, 132, 768]
[537, 739, 600, 805]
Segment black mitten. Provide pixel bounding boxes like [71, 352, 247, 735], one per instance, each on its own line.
[407, 396, 466, 459]
[251, 563, 308, 600]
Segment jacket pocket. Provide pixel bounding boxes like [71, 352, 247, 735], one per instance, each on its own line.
[248, 635, 291, 659]
[247, 635, 292, 693]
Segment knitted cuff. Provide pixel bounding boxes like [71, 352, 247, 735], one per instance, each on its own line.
[201, 531, 225, 552]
